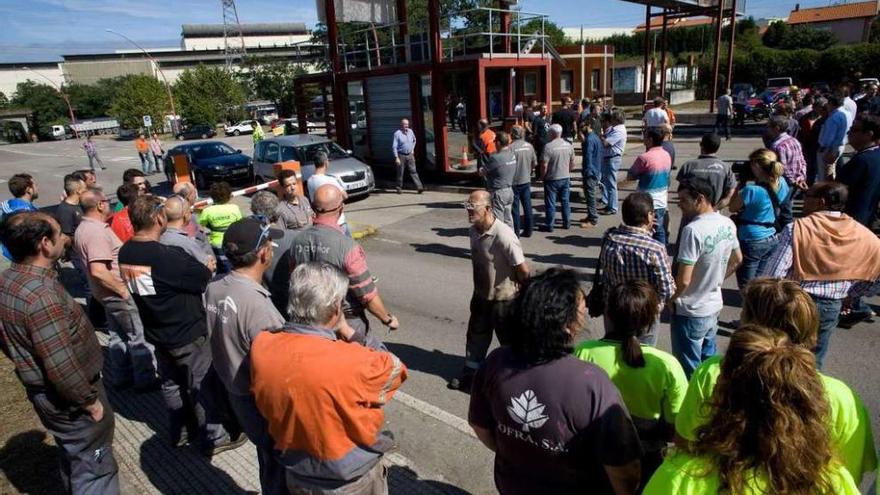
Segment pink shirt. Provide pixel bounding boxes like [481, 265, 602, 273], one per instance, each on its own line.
[74, 216, 123, 302]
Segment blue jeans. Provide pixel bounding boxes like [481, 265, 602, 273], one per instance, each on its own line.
[670, 312, 720, 378]
[511, 182, 533, 236]
[582, 173, 600, 223]
[811, 295, 843, 370]
[653, 208, 667, 245]
[735, 234, 780, 289]
[138, 152, 155, 174]
[602, 155, 622, 212]
[543, 178, 571, 231]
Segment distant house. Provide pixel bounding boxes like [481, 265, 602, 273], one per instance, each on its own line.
[787, 1, 879, 44]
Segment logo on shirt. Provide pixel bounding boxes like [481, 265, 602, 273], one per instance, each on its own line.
[507, 390, 549, 432]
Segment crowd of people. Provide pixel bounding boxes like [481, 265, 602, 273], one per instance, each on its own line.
[2, 80, 880, 495]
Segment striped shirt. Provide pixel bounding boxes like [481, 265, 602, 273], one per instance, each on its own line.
[770, 132, 807, 185]
[628, 146, 672, 209]
[600, 225, 675, 302]
[762, 213, 880, 299]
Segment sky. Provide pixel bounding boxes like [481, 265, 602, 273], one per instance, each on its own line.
[0, 0, 848, 63]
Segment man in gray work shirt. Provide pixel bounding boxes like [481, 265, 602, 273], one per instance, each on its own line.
[511, 125, 537, 237]
[481, 131, 517, 228]
[159, 195, 215, 271]
[206, 217, 286, 495]
[392, 118, 424, 194]
[541, 124, 575, 231]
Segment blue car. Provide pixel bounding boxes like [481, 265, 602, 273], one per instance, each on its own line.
[164, 141, 253, 190]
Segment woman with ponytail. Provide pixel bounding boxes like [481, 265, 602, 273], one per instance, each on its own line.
[646, 324, 860, 494]
[575, 280, 688, 484]
[729, 147, 792, 288]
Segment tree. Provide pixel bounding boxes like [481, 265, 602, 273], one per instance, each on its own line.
[763, 22, 836, 50]
[67, 81, 118, 119]
[239, 57, 308, 117]
[174, 64, 246, 125]
[10, 80, 68, 137]
[521, 18, 569, 48]
[108, 74, 167, 130]
[0, 91, 8, 109]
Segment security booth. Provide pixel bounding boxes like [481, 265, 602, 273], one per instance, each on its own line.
[294, 0, 559, 179]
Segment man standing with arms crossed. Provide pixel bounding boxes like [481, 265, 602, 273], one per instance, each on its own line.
[448, 190, 530, 391]
[75, 188, 157, 390]
[0, 212, 119, 494]
[392, 118, 424, 194]
[510, 125, 537, 237]
[207, 218, 287, 494]
[481, 131, 517, 228]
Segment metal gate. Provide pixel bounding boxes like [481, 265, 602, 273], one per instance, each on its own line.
[366, 74, 412, 165]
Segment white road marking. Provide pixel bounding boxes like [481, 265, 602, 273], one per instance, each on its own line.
[110, 157, 137, 162]
[393, 391, 476, 439]
[375, 237, 403, 245]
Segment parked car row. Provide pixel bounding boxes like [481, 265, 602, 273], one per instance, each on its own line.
[163, 134, 375, 198]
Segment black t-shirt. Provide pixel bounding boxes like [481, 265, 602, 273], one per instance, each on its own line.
[532, 116, 550, 146]
[469, 347, 642, 495]
[118, 240, 211, 349]
[55, 201, 82, 236]
[552, 109, 578, 140]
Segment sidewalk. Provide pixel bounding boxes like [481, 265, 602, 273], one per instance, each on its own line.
[98, 337, 466, 495]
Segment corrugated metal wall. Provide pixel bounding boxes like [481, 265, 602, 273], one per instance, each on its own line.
[366, 74, 412, 165]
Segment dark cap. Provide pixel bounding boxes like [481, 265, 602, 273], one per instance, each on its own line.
[222, 217, 283, 257]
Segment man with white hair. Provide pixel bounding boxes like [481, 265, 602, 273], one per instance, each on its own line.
[172, 181, 207, 242]
[601, 109, 628, 215]
[250, 190, 299, 318]
[392, 118, 424, 194]
[540, 123, 575, 231]
[159, 195, 215, 270]
[250, 261, 407, 494]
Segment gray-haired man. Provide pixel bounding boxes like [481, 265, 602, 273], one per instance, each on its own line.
[540, 123, 575, 231]
[510, 125, 537, 237]
[392, 118, 424, 194]
[251, 190, 299, 318]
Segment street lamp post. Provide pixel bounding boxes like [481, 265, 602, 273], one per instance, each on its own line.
[23, 66, 79, 139]
[105, 29, 179, 135]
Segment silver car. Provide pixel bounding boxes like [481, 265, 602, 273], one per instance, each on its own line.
[252, 135, 375, 198]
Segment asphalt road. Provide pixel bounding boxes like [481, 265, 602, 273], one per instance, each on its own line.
[1, 133, 879, 493]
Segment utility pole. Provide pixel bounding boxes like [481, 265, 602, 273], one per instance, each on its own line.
[221, 0, 248, 70]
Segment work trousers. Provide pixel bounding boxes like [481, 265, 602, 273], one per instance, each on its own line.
[155, 335, 230, 449]
[87, 152, 105, 171]
[464, 296, 515, 370]
[286, 459, 388, 495]
[27, 382, 119, 495]
[715, 114, 731, 139]
[511, 182, 533, 236]
[396, 154, 423, 191]
[490, 187, 514, 229]
[102, 295, 157, 389]
[229, 392, 288, 495]
[138, 152, 155, 174]
[543, 178, 571, 231]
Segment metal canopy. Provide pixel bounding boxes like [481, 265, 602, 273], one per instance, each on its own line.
[620, 0, 742, 14]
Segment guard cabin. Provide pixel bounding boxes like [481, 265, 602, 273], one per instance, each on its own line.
[294, 0, 560, 177]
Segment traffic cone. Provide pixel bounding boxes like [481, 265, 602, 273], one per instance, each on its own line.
[460, 146, 469, 169]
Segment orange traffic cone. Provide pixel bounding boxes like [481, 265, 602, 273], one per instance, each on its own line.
[460, 146, 469, 169]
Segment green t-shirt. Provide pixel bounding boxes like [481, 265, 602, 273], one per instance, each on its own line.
[198, 203, 243, 248]
[574, 339, 688, 423]
[675, 357, 878, 483]
[644, 450, 860, 495]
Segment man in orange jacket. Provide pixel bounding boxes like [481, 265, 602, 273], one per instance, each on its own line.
[251, 261, 407, 494]
[135, 133, 156, 175]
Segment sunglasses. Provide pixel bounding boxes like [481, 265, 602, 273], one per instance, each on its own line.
[462, 201, 488, 211]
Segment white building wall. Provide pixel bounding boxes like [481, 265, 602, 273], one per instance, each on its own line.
[0, 65, 64, 99]
[183, 34, 311, 51]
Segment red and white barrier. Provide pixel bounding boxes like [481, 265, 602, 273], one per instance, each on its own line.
[192, 179, 279, 210]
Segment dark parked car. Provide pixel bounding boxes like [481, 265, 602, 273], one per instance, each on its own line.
[164, 141, 253, 189]
[175, 124, 216, 141]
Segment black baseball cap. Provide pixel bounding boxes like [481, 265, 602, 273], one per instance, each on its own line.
[222, 217, 283, 257]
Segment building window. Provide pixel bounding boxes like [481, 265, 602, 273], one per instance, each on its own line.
[560, 71, 573, 94]
[591, 69, 601, 92]
[524, 73, 538, 95]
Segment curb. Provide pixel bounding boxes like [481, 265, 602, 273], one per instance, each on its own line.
[351, 223, 378, 240]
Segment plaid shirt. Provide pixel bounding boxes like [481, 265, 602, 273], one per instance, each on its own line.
[0, 263, 102, 407]
[770, 133, 807, 185]
[762, 213, 880, 300]
[599, 225, 675, 302]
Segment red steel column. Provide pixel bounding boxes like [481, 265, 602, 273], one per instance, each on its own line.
[660, 9, 669, 97]
[709, 1, 724, 113]
[725, 0, 738, 93]
[642, 4, 652, 103]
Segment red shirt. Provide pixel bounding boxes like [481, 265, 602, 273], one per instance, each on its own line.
[110, 208, 134, 243]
